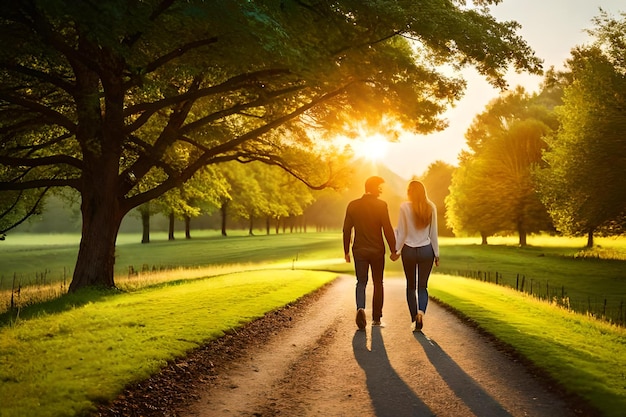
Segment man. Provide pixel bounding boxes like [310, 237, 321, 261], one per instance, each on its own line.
[343, 175, 397, 330]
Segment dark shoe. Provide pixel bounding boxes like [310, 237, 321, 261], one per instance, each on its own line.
[372, 320, 384, 327]
[356, 308, 366, 330]
[414, 313, 423, 331]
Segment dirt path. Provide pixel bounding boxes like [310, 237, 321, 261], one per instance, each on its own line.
[180, 275, 584, 417]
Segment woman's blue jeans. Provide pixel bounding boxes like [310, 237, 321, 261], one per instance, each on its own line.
[401, 243, 435, 320]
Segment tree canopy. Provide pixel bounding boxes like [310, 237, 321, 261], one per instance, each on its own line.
[0, 0, 542, 290]
[419, 160, 455, 237]
[535, 11, 626, 246]
[446, 88, 555, 244]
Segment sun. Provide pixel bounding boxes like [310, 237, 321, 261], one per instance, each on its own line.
[352, 133, 389, 162]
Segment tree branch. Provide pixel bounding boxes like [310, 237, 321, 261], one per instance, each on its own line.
[0, 62, 76, 95]
[21, 2, 102, 76]
[4, 132, 73, 155]
[0, 190, 23, 219]
[0, 178, 80, 191]
[0, 187, 51, 235]
[123, 68, 292, 131]
[332, 30, 403, 56]
[122, 136, 183, 183]
[236, 154, 332, 190]
[122, 0, 177, 47]
[0, 92, 76, 132]
[179, 84, 305, 135]
[122, 83, 351, 211]
[143, 38, 219, 76]
[0, 154, 83, 170]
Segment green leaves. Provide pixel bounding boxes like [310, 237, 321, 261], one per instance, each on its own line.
[537, 37, 626, 240]
[1, 0, 543, 288]
[446, 88, 554, 243]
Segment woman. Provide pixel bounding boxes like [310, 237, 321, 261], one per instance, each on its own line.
[394, 180, 439, 332]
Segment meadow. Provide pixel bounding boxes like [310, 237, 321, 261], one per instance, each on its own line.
[2, 232, 625, 323]
[0, 231, 625, 416]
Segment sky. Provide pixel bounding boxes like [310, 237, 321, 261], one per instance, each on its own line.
[379, 0, 625, 180]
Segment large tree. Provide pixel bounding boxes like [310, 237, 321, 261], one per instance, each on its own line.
[446, 88, 555, 244]
[420, 160, 455, 237]
[0, 0, 541, 291]
[445, 153, 504, 242]
[251, 163, 314, 234]
[535, 13, 626, 247]
[217, 161, 264, 236]
[159, 166, 227, 240]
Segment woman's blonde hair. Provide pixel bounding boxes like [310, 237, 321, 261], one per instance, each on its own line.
[407, 180, 432, 229]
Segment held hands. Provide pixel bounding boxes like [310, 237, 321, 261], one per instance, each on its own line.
[347, 252, 404, 262]
[434, 256, 440, 267]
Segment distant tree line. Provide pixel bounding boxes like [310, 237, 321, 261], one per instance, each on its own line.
[14, 157, 457, 243]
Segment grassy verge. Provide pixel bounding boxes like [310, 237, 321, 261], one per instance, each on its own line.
[430, 275, 626, 417]
[430, 236, 626, 324]
[0, 269, 338, 417]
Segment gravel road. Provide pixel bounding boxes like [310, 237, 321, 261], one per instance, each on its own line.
[178, 275, 592, 417]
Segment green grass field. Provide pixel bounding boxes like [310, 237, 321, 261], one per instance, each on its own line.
[1, 231, 625, 416]
[0, 230, 346, 288]
[2, 232, 624, 323]
[434, 236, 626, 323]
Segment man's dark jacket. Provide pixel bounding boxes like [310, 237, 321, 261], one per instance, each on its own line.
[343, 194, 396, 259]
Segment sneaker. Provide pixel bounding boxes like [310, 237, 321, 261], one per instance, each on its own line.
[356, 308, 366, 330]
[372, 320, 384, 327]
[414, 312, 423, 331]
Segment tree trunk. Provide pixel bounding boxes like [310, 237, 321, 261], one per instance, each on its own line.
[69, 185, 123, 292]
[480, 232, 489, 245]
[248, 216, 254, 236]
[519, 232, 527, 247]
[168, 211, 175, 241]
[586, 230, 594, 248]
[266, 217, 270, 235]
[141, 205, 150, 244]
[518, 223, 527, 247]
[185, 215, 191, 239]
[221, 202, 228, 237]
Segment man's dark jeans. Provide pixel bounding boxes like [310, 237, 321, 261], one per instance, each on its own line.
[354, 254, 385, 321]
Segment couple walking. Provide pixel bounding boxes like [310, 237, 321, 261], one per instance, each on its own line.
[343, 176, 440, 332]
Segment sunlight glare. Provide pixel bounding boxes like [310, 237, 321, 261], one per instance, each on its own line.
[352, 133, 389, 162]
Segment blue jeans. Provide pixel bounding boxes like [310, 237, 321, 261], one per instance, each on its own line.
[354, 254, 385, 321]
[401, 243, 435, 320]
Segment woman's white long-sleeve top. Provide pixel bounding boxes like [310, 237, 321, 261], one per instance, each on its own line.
[395, 201, 439, 257]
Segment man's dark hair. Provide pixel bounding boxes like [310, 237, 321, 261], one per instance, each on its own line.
[365, 176, 385, 193]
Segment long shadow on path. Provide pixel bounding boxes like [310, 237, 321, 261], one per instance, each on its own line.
[353, 327, 433, 417]
[414, 332, 513, 417]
